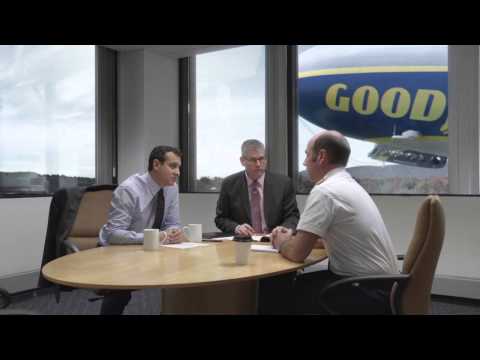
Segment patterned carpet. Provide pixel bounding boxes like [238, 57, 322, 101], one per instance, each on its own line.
[6, 288, 163, 315]
[4, 288, 480, 315]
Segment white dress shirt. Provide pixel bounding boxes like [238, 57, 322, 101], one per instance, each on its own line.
[297, 168, 398, 276]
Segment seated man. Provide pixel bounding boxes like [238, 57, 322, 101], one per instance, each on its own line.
[215, 139, 300, 236]
[271, 131, 398, 314]
[98, 145, 185, 315]
[215, 139, 300, 314]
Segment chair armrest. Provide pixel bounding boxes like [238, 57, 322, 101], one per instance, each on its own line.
[319, 274, 410, 314]
[0, 288, 11, 309]
[64, 239, 80, 253]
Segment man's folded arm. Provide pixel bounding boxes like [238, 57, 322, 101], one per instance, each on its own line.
[99, 188, 144, 245]
[214, 184, 238, 233]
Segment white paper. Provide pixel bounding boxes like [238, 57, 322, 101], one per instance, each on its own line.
[161, 242, 210, 249]
[210, 234, 271, 242]
[210, 236, 234, 241]
[250, 244, 279, 253]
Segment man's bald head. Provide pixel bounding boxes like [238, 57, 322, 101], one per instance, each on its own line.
[310, 130, 351, 166]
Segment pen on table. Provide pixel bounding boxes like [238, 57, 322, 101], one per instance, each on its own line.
[203, 239, 223, 242]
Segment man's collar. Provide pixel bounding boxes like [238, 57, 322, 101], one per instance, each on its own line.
[144, 172, 162, 195]
[315, 167, 345, 185]
[245, 172, 265, 188]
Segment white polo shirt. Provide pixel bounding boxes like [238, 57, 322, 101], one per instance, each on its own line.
[297, 168, 398, 276]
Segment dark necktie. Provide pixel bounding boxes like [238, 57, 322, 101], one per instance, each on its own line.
[250, 180, 263, 233]
[152, 188, 165, 229]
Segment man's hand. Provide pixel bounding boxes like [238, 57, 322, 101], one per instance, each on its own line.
[165, 228, 183, 244]
[235, 224, 255, 237]
[271, 227, 293, 250]
[271, 226, 290, 238]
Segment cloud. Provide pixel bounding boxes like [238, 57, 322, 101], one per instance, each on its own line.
[0, 45, 95, 177]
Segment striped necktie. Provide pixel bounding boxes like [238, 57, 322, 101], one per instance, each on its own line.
[250, 180, 263, 233]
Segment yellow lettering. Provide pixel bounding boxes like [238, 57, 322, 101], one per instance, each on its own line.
[352, 86, 379, 115]
[410, 89, 446, 122]
[380, 87, 411, 118]
[325, 83, 349, 112]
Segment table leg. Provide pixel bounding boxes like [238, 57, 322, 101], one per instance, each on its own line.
[161, 280, 258, 314]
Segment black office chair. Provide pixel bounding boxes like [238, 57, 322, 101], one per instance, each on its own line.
[0, 287, 11, 309]
[318, 195, 445, 315]
[0, 288, 40, 315]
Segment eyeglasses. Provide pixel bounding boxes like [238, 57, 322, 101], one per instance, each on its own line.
[245, 156, 266, 163]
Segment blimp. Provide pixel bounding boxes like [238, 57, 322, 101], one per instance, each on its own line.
[298, 45, 448, 168]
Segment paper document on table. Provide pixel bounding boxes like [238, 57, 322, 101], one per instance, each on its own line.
[210, 236, 234, 241]
[161, 242, 210, 249]
[251, 244, 279, 253]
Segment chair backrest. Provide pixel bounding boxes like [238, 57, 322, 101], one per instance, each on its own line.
[67, 186, 115, 251]
[399, 195, 445, 314]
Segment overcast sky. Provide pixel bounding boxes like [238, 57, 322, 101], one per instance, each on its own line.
[0, 45, 95, 177]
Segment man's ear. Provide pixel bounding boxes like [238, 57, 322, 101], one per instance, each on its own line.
[153, 159, 161, 169]
[316, 149, 327, 164]
[240, 157, 245, 166]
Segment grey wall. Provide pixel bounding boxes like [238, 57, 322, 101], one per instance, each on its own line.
[117, 50, 145, 181]
[0, 197, 50, 291]
[117, 49, 178, 181]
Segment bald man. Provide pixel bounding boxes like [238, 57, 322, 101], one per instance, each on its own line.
[271, 131, 398, 314]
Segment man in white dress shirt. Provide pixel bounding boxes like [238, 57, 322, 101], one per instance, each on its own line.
[271, 131, 398, 314]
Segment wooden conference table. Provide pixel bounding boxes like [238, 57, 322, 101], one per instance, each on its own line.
[42, 240, 327, 314]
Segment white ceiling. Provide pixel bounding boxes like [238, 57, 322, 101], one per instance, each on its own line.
[101, 45, 240, 59]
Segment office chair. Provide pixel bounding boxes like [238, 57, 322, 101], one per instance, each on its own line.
[0, 287, 11, 309]
[62, 185, 117, 303]
[63, 185, 116, 254]
[0, 288, 40, 315]
[319, 195, 445, 315]
[39, 184, 116, 304]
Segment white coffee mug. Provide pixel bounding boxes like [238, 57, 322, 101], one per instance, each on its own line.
[144, 229, 160, 251]
[234, 241, 252, 265]
[183, 224, 202, 243]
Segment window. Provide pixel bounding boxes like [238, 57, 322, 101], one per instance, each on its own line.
[194, 45, 266, 192]
[296, 45, 448, 194]
[0, 45, 96, 196]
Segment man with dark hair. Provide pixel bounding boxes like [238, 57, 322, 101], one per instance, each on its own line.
[272, 130, 398, 314]
[98, 145, 184, 315]
[215, 139, 299, 236]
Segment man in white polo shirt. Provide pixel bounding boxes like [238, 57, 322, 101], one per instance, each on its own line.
[271, 130, 398, 314]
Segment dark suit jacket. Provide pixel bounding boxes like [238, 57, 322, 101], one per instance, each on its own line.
[215, 171, 300, 234]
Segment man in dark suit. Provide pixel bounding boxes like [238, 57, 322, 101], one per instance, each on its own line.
[215, 139, 300, 314]
[215, 139, 299, 236]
